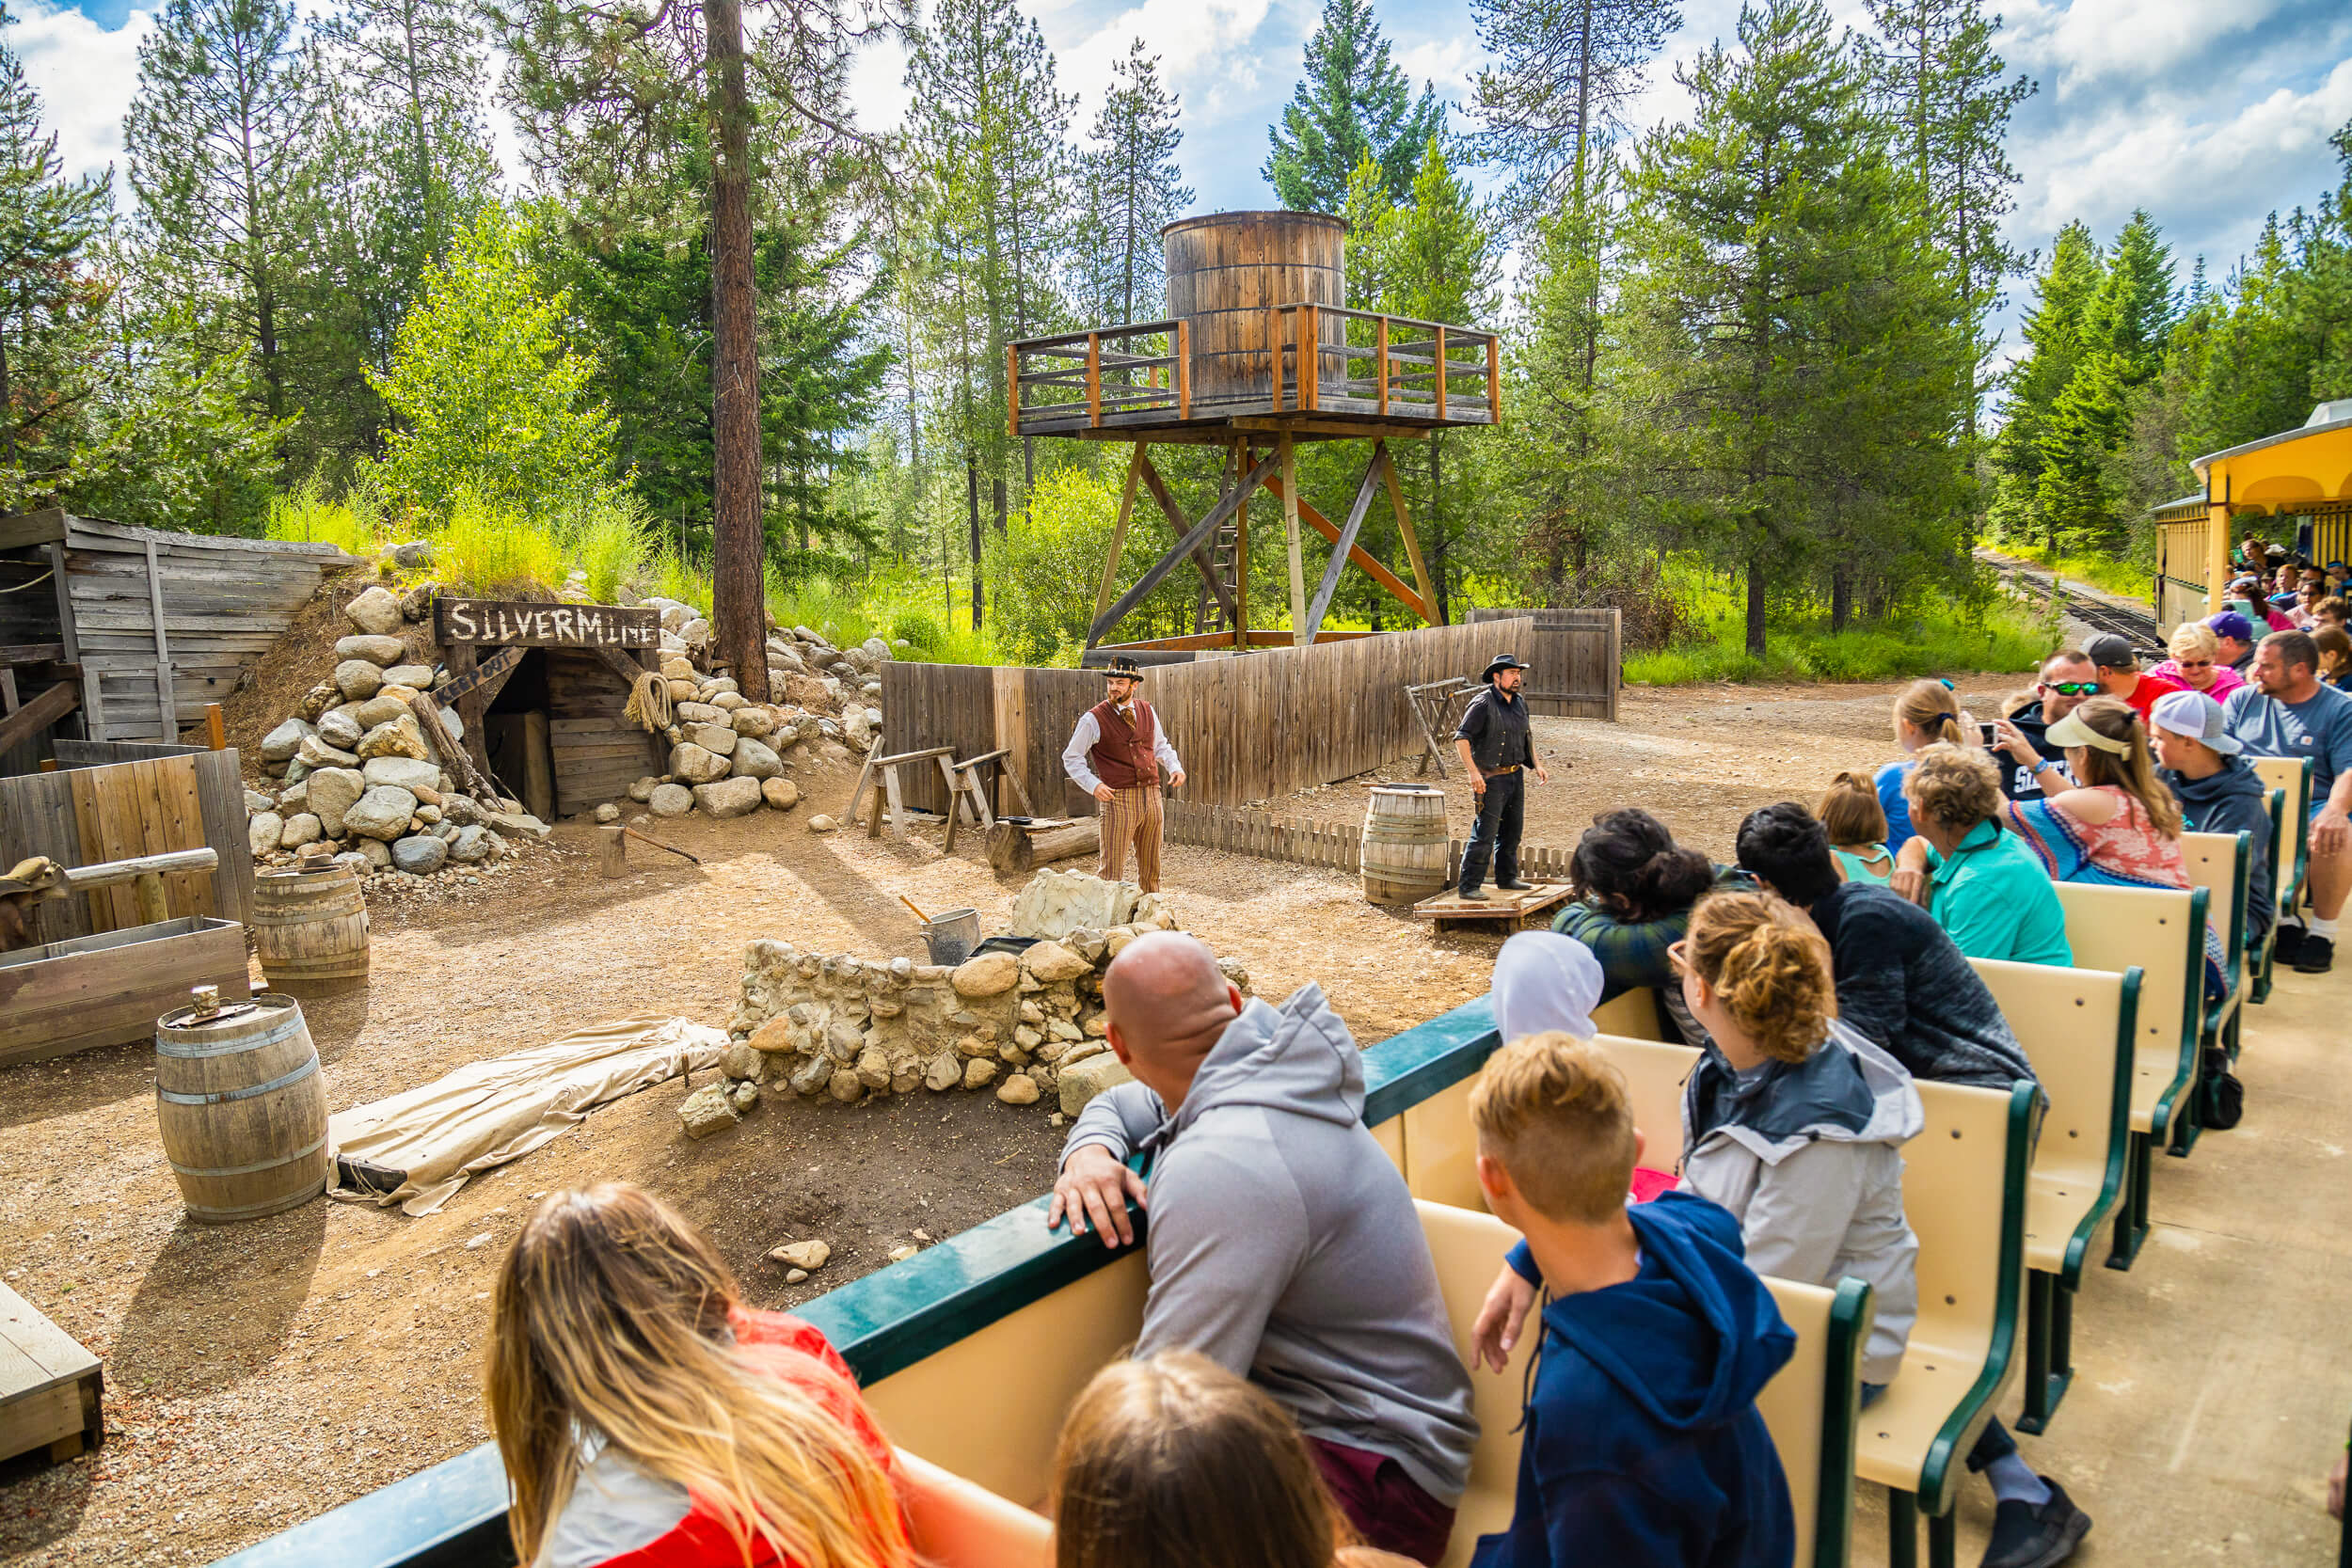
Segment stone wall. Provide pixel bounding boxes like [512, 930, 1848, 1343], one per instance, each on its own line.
[723, 895, 1250, 1117]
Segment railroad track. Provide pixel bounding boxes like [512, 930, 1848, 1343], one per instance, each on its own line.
[1982, 551, 2167, 658]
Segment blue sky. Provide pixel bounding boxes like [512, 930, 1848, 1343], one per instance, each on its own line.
[18, 0, 2352, 368]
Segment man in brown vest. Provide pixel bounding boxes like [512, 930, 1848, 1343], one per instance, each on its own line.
[1063, 656, 1185, 892]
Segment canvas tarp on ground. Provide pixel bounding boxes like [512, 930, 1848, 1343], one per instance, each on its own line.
[328, 1016, 728, 1215]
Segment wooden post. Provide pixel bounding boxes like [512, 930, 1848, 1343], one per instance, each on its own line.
[1486, 335, 1501, 423]
[1375, 317, 1390, 418]
[521, 709, 553, 822]
[143, 537, 175, 737]
[1233, 439, 1251, 648]
[1381, 446, 1438, 619]
[1279, 432, 1308, 646]
[204, 703, 226, 751]
[1434, 325, 1447, 420]
[1268, 305, 1283, 412]
[1006, 343, 1020, 437]
[49, 541, 99, 742]
[1304, 303, 1320, 411]
[1176, 319, 1190, 420]
[1086, 333, 1102, 427]
[1093, 443, 1146, 630]
[134, 872, 169, 927]
[598, 825, 628, 879]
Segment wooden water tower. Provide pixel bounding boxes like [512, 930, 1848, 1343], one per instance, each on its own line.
[1008, 211, 1501, 659]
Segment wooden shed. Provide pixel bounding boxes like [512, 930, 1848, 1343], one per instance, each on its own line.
[0, 511, 360, 774]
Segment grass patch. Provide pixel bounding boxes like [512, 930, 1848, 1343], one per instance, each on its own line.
[571, 497, 652, 603]
[2000, 543, 2152, 602]
[264, 476, 378, 556]
[436, 489, 572, 595]
[1625, 593, 2048, 687]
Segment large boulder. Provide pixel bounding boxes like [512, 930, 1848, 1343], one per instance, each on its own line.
[1057, 1052, 1135, 1116]
[692, 776, 764, 819]
[391, 833, 449, 874]
[278, 813, 322, 849]
[677, 1081, 739, 1138]
[343, 586, 404, 636]
[1022, 940, 1091, 984]
[674, 702, 725, 725]
[730, 705, 775, 738]
[360, 755, 442, 795]
[347, 692, 412, 731]
[1010, 868, 1139, 939]
[648, 783, 693, 817]
[247, 812, 283, 856]
[447, 825, 492, 863]
[952, 951, 1020, 998]
[296, 733, 360, 769]
[686, 723, 739, 756]
[862, 636, 893, 663]
[259, 719, 313, 764]
[334, 634, 407, 666]
[760, 777, 801, 812]
[333, 658, 386, 701]
[484, 811, 550, 840]
[669, 742, 729, 784]
[357, 713, 429, 761]
[728, 736, 783, 780]
[306, 768, 367, 838]
[342, 785, 420, 841]
[380, 663, 436, 689]
[315, 708, 364, 751]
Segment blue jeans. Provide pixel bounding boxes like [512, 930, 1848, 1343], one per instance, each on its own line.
[1460, 769, 1523, 894]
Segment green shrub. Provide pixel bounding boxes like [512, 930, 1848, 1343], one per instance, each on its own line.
[567, 496, 651, 604]
[435, 490, 571, 594]
[654, 551, 713, 615]
[264, 475, 376, 557]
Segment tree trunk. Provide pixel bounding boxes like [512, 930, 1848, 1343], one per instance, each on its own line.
[706, 0, 768, 702]
[1830, 563, 1851, 632]
[966, 447, 985, 630]
[1745, 554, 1767, 659]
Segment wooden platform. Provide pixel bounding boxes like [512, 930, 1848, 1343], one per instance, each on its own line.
[0, 1282, 102, 1467]
[1409, 881, 1576, 927]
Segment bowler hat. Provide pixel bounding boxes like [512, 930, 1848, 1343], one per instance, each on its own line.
[1102, 655, 1145, 681]
[1481, 653, 1532, 683]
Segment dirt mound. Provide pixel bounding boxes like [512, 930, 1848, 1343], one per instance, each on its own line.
[216, 568, 436, 776]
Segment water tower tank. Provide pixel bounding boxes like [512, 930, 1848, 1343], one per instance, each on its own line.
[1162, 212, 1348, 411]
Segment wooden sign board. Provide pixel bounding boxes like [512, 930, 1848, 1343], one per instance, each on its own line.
[433, 645, 524, 705]
[436, 599, 659, 649]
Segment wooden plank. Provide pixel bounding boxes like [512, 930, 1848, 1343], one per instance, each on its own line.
[1304, 448, 1388, 643]
[0, 915, 249, 1066]
[1259, 474, 1432, 624]
[0, 680, 77, 756]
[0, 643, 65, 665]
[435, 600, 657, 649]
[142, 538, 174, 736]
[1094, 451, 1276, 646]
[1279, 433, 1308, 646]
[1092, 444, 1146, 627]
[1379, 447, 1438, 616]
[48, 542, 97, 741]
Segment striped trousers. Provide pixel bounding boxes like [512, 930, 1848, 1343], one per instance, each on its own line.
[1098, 784, 1164, 892]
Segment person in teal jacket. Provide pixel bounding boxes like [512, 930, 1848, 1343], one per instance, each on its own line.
[1892, 744, 2073, 967]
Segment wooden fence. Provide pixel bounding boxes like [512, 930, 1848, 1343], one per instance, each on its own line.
[0, 749, 253, 944]
[1163, 799, 1581, 883]
[1462, 607, 1620, 719]
[0, 511, 360, 769]
[880, 620, 1534, 816]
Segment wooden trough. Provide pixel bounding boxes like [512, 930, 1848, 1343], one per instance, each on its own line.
[0, 1282, 103, 1469]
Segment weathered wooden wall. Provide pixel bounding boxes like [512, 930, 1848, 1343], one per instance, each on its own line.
[0, 511, 359, 760]
[0, 750, 253, 944]
[1163, 798, 1581, 882]
[1462, 607, 1620, 719]
[547, 649, 660, 817]
[880, 620, 1533, 816]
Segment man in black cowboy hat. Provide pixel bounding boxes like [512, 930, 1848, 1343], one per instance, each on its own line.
[1453, 654, 1549, 899]
[1064, 655, 1186, 893]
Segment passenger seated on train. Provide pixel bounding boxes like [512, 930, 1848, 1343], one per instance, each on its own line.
[1733, 803, 2035, 1089]
[1889, 745, 2073, 967]
[485, 1183, 916, 1568]
[2228, 628, 2352, 974]
[2152, 690, 2275, 942]
[1461, 1028, 1797, 1568]
[1818, 770, 1894, 884]
[1548, 806, 1741, 1045]
[1049, 1352, 1421, 1568]
[1048, 932, 1478, 1566]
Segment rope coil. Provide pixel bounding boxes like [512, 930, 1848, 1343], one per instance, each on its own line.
[624, 670, 674, 733]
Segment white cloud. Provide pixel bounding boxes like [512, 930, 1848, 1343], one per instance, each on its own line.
[12, 0, 151, 193]
[2002, 0, 2299, 99]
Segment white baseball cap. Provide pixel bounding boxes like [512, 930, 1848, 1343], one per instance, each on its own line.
[2150, 689, 2241, 755]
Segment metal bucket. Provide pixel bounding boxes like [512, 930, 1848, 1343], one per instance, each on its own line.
[921, 908, 981, 967]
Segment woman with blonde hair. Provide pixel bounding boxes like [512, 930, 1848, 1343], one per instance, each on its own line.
[2150, 621, 2245, 702]
[1817, 771, 1893, 883]
[1875, 679, 1970, 851]
[2002, 696, 2228, 993]
[1050, 1352, 1417, 1568]
[1891, 745, 2071, 965]
[487, 1183, 914, 1568]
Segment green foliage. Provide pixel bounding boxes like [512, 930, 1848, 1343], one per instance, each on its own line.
[434, 488, 572, 594]
[1467, 0, 1679, 224]
[1626, 562, 2044, 684]
[368, 205, 621, 522]
[981, 464, 1188, 664]
[570, 493, 652, 603]
[1264, 0, 1446, 212]
[264, 474, 379, 554]
[67, 304, 288, 534]
[1073, 40, 1192, 325]
[654, 550, 712, 616]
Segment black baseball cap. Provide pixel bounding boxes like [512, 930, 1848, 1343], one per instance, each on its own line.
[2084, 633, 2137, 672]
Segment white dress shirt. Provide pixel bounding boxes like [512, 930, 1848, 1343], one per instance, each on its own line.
[1063, 701, 1184, 795]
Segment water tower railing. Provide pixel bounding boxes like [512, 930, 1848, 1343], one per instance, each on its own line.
[1007, 319, 1189, 435]
[1270, 305, 1501, 423]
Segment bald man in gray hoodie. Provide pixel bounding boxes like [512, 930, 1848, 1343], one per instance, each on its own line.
[1049, 933, 1477, 1565]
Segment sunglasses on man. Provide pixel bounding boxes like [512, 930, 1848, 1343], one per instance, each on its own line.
[2040, 680, 2099, 697]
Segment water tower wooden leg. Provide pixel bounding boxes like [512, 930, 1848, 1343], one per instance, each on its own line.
[1279, 433, 1308, 645]
[1233, 438, 1251, 648]
[1091, 444, 1146, 642]
[1379, 443, 1438, 620]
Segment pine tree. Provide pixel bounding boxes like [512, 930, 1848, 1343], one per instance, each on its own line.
[124, 0, 304, 421]
[1086, 39, 1191, 323]
[0, 2, 111, 508]
[313, 0, 494, 265]
[1469, 0, 1678, 223]
[1613, 0, 1966, 657]
[1263, 0, 1445, 213]
[1990, 220, 2101, 544]
[2030, 211, 2172, 551]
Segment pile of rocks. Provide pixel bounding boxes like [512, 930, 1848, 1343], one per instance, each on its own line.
[705, 872, 1247, 1128]
[246, 584, 552, 888]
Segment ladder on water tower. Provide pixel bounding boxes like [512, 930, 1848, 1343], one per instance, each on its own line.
[1192, 519, 1242, 635]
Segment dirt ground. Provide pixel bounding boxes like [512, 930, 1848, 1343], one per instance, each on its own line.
[0, 675, 2026, 1565]
[1273, 673, 2027, 861]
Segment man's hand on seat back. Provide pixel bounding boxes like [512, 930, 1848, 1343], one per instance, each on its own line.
[1047, 1143, 1149, 1248]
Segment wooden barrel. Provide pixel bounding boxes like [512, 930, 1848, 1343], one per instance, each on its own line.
[251, 864, 370, 990]
[154, 992, 329, 1223]
[1163, 212, 1348, 410]
[1361, 785, 1450, 906]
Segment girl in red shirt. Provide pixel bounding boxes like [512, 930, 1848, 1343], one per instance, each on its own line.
[487, 1184, 911, 1568]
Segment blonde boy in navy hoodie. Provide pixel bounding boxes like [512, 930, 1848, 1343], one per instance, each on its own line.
[1468, 1033, 1796, 1568]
